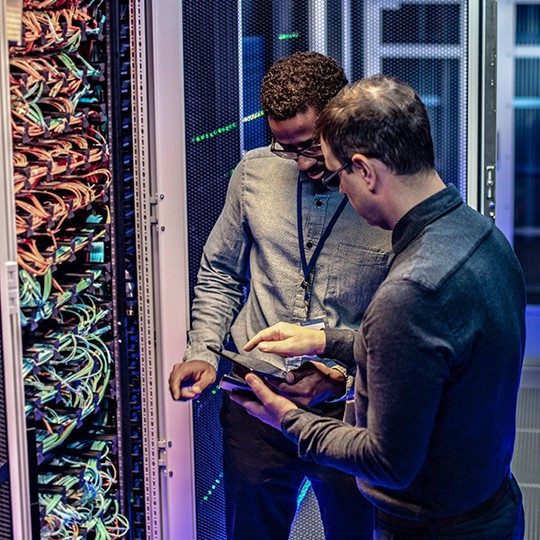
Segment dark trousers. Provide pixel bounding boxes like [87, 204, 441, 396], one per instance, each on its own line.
[373, 475, 525, 540]
[220, 394, 373, 540]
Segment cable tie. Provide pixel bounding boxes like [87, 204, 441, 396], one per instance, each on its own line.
[42, 118, 51, 139]
[98, 24, 104, 41]
[64, 153, 73, 175]
[66, 199, 74, 219]
[81, 107, 90, 129]
[64, 281, 77, 294]
[80, 66, 88, 86]
[80, 21, 87, 41]
[22, 123, 30, 144]
[40, 24, 48, 46]
[41, 68, 50, 88]
[20, 73, 28, 93]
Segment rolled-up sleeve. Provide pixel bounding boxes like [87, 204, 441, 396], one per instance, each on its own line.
[183, 162, 252, 368]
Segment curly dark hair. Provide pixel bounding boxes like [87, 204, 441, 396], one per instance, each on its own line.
[260, 51, 348, 120]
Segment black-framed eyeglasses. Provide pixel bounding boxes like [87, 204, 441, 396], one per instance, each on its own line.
[270, 137, 323, 160]
[321, 160, 352, 191]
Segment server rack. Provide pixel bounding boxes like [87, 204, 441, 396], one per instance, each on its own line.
[497, 2, 540, 538]
[7, 0, 129, 535]
[0, 0, 193, 537]
[0, 0, 156, 537]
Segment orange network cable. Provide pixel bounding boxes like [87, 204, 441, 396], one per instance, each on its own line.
[23, 0, 79, 9]
[10, 56, 87, 103]
[10, 102, 90, 141]
[14, 130, 107, 179]
[17, 207, 110, 275]
[12, 9, 93, 55]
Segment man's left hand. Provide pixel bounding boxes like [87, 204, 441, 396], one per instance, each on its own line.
[230, 373, 298, 430]
[273, 361, 346, 407]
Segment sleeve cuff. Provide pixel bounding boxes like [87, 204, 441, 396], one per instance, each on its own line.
[325, 372, 355, 403]
[322, 328, 356, 368]
[182, 344, 220, 370]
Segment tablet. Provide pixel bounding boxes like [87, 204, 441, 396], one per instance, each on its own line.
[218, 373, 253, 393]
[207, 345, 287, 380]
[218, 369, 324, 415]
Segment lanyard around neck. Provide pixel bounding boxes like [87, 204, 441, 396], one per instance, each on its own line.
[296, 179, 349, 284]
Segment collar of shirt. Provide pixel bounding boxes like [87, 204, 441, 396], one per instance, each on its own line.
[298, 170, 335, 196]
[391, 184, 463, 256]
[298, 170, 311, 183]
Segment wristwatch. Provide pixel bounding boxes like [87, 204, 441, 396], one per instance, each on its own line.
[326, 364, 352, 403]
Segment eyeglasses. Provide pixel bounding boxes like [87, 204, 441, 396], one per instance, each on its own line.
[270, 137, 323, 160]
[321, 161, 352, 191]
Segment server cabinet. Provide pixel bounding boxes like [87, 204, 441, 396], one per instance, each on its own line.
[497, 2, 540, 539]
[497, 0, 540, 357]
[0, 0, 192, 537]
[0, 0, 153, 537]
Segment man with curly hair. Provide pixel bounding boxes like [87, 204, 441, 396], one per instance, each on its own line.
[169, 52, 392, 540]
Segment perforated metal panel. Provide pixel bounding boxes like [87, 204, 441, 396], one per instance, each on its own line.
[181, 2, 476, 538]
[363, 2, 469, 196]
[497, 2, 540, 310]
[514, 52, 540, 304]
[182, 1, 239, 537]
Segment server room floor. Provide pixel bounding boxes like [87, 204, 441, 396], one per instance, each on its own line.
[513, 360, 540, 540]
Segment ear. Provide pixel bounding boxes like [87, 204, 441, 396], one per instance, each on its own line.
[351, 153, 378, 192]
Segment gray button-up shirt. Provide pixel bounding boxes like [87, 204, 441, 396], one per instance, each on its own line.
[183, 147, 392, 370]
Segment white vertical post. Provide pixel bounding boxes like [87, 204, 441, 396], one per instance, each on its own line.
[145, 0, 196, 538]
[496, 0, 516, 242]
[130, 0, 165, 537]
[341, 0, 353, 80]
[0, 1, 33, 538]
[309, 0, 327, 53]
[467, 0, 481, 210]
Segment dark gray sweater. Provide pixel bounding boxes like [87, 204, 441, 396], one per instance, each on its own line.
[282, 185, 526, 520]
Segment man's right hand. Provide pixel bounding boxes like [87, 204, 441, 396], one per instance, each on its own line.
[243, 321, 326, 357]
[168, 360, 217, 401]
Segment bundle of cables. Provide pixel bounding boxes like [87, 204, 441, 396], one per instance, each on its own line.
[24, 294, 112, 457]
[39, 437, 129, 538]
[10, 1, 129, 536]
